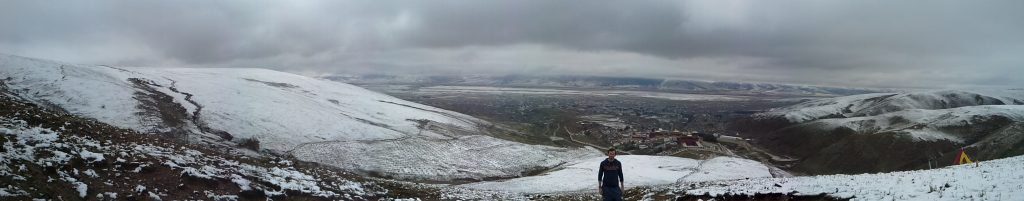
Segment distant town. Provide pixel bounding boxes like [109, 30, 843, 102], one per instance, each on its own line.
[362, 85, 797, 159]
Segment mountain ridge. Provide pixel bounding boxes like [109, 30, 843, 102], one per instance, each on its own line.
[741, 90, 1024, 174]
[323, 74, 886, 96]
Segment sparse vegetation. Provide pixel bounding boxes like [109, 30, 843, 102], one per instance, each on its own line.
[238, 137, 261, 151]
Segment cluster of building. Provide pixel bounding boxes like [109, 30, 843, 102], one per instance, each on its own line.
[623, 129, 709, 149]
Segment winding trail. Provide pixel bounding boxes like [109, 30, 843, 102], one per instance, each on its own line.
[563, 126, 632, 155]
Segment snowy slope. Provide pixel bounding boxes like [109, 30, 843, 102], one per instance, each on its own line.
[677, 156, 773, 183]
[676, 155, 1024, 200]
[747, 90, 1024, 174]
[0, 54, 490, 151]
[0, 54, 594, 181]
[758, 90, 1024, 123]
[0, 55, 150, 131]
[752, 89, 1024, 143]
[457, 156, 772, 194]
[128, 67, 489, 151]
[292, 135, 601, 181]
[0, 100, 385, 200]
[803, 105, 1024, 142]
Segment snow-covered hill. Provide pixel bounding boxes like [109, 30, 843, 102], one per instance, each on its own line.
[754, 89, 1024, 144]
[758, 90, 1024, 123]
[674, 154, 1024, 200]
[0, 95, 388, 200]
[791, 105, 1024, 143]
[744, 90, 1024, 174]
[0, 54, 486, 151]
[0, 54, 596, 181]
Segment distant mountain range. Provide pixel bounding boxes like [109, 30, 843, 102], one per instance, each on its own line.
[322, 74, 884, 96]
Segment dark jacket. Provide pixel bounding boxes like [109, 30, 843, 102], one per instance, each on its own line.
[598, 158, 623, 188]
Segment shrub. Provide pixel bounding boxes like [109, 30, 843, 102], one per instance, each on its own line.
[238, 138, 260, 151]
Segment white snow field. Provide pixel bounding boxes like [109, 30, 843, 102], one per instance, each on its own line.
[676, 155, 1024, 200]
[0, 54, 595, 181]
[677, 156, 774, 183]
[458, 156, 772, 194]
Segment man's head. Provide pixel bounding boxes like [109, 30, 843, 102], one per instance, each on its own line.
[606, 148, 617, 159]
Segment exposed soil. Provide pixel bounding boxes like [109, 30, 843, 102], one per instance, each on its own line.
[128, 78, 189, 135]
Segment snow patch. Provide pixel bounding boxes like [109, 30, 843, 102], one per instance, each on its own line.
[79, 150, 105, 163]
[458, 155, 771, 194]
[678, 155, 1024, 200]
[74, 182, 88, 198]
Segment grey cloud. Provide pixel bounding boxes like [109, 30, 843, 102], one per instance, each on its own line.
[1, 0, 1023, 88]
[402, 1, 686, 50]
[401, 1, 1024, 69]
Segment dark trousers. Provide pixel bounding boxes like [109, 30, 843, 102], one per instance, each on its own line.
[601, 185, 623, 201]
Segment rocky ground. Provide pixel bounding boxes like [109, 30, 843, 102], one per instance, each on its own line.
[0, 95, 445, 200]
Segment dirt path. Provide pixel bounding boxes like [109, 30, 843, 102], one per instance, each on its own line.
[564, 126, 632, 155]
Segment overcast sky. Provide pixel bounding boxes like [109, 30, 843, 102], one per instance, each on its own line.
[2, 1, 1022, 88]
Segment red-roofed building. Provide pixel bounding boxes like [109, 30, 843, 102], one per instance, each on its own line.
[677, 135, 702, 147]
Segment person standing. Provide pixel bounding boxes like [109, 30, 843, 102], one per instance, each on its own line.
[598, 148, 624, 201]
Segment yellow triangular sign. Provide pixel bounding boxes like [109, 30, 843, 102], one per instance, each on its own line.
[956, 149, 973, 165]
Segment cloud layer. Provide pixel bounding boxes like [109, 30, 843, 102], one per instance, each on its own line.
[2, 0, 1023, 88]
